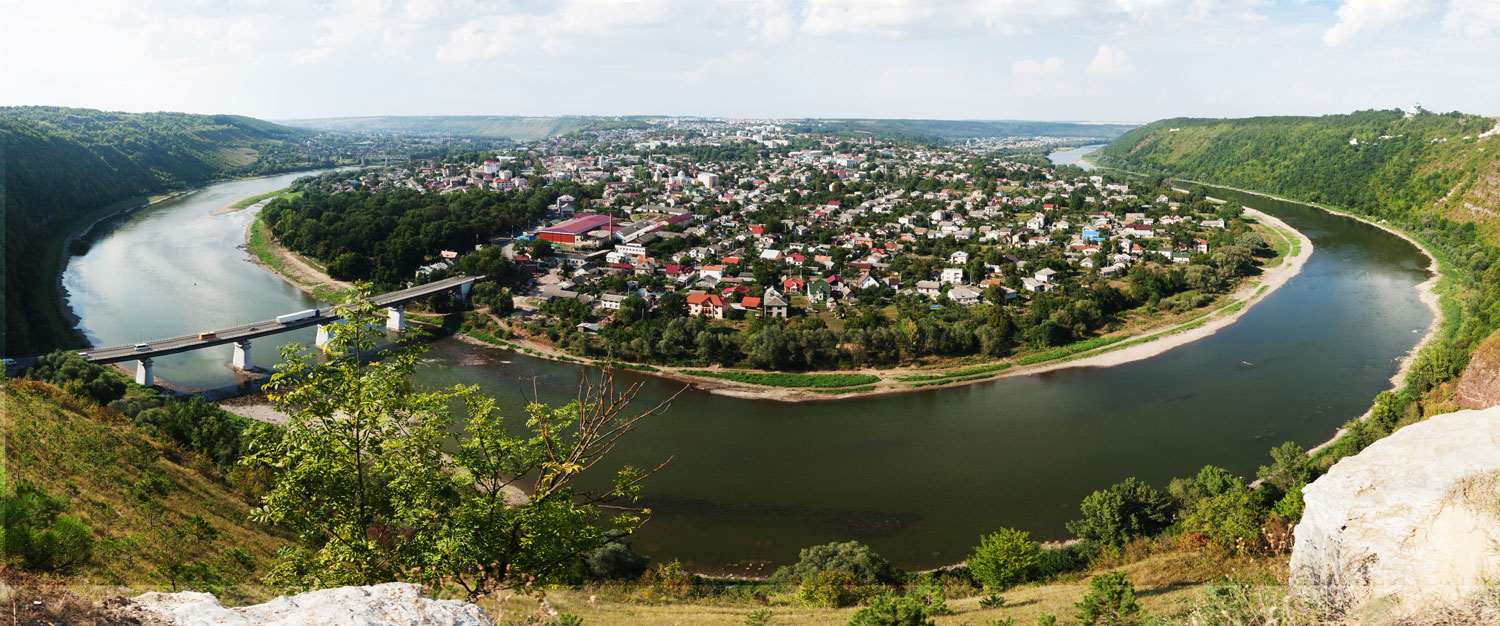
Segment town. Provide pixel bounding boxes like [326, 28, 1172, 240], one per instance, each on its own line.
[268, 117, 1268, 373]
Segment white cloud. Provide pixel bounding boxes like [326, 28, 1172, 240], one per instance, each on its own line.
[1086, 45, 1133, 76]
[436, 15, 533, 63]
[1322, 0, 1433, 46]
[1442, 0, 1500, 37]
[1012, 56, 1065, 76]
[800, 0, 933, 37]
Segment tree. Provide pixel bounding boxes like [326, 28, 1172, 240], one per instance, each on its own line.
[248, 283, 674, 598]
[968, 528, 1041, 591]
[771, 540, 897, 584]
[1065, 478, 1174, 546]
[529, 237, 554, 259]
[24, 351, 126, 406]
[1256, 441, 1311, 493]
[1075, 571, 1141, 626]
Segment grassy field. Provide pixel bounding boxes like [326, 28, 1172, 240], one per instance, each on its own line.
[474, 549, 1288, 626]
[2, 379, 287, 603]
[679, 370, 881, 388]
[230, 187, 300, 209]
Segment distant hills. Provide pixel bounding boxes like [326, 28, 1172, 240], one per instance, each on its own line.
[279, 115, 1138, 144]
[0, 106, 333, 355]
[277, 116, 631, 141]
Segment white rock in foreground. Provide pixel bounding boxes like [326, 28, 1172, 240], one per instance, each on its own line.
[128, 582, 494, 626]
[1291, 406, 1500, 615]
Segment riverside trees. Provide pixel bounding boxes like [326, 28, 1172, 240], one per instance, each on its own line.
[248, 284, 674, 599]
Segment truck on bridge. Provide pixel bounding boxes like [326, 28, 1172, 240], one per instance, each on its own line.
[276, 309, 320, 324]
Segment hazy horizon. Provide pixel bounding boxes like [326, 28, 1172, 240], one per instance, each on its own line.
[4, 1, 1498, 122]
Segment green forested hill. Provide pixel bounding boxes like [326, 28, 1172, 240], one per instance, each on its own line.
[1097, 108, 1500, 457]
[0, 107, 334, 355]
[1095, 109, 1500, 236]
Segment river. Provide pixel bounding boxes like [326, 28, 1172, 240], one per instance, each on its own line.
[62, 170, 1433, 575]
[1049, 144, 1104, 170]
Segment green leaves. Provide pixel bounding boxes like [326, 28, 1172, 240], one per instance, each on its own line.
[247, 283, 669, 599]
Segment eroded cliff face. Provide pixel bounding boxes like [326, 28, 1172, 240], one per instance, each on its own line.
[1291, 407, 1500, 620]
[1455, 331, 1500, 409]
[117, 582, 494, 626]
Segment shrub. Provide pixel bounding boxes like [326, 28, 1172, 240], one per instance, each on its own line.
[969, 528, 1041, 591]
[585, 541, 650, 581]
[1066, 478, 1174, 546]
[772, 540, 897, 584]
[25, 351, 126, 406]
[0, 480, 94, 573]
[846, 592, 937, 626]
[640, 560, 698, 599]
[797, 570, 862, 608]
[1036, 542, 1098, 579]
[1075, 571, 1141, 626]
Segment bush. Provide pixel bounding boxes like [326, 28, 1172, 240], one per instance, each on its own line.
[1066, 478, 1174, 546]
[25, 351, 126, 406]
[0, 480, 94, 573]
[846, 592, 937, 626]
[969, 528, 1041, 590]
[640, 559, 698, 599]
[797, 570, 862, 608]
[1036, 542, 1098, 579]
[1074, 571, 1141, 626]
[772, 540, 898, 584]
[585, 541, 649, 581]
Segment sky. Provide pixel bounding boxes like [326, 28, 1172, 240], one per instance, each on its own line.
[2, 0, 1497, 123]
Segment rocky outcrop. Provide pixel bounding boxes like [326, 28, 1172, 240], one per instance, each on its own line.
[1455, 330, 1500, 409]
[1291, 406, 1500, 618]
[119, 582, 494, 626]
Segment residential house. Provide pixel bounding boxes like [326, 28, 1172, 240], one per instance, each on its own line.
[686, 293, 726, 319]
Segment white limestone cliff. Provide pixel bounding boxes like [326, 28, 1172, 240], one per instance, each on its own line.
[122, 582, 493, 626]
[1291, 406, 1500, 619]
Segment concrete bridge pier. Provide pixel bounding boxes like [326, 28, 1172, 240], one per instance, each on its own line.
[386, 305, 406, 332]
[315, 324, 332, 350]
[135, 358, 154, 387]
[458, 280, 473, 301]
[232, 340, 252, 370]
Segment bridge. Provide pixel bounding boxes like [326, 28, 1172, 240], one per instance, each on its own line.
[75, 275, 480, 387]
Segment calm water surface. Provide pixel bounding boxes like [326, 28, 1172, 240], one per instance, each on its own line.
[1049, 144, 1104, 170]
[64, 174, 1432, 574]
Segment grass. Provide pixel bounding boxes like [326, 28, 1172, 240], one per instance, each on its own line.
[809, 385, 877, 394]
[2, 379, 287, 602]
[474, 549, 1285, 626]
[228, 187, 299, 209]
[679, 370, 880, 389]
[898, 362, 1013, 384]
[247, 214, 314, 288]
[603, 361, 661, 373]
[247, 213, 343, 302]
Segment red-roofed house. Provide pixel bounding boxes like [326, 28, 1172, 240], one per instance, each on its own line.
[686, 293, 726, 319]
[782, 278, 806, 292]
